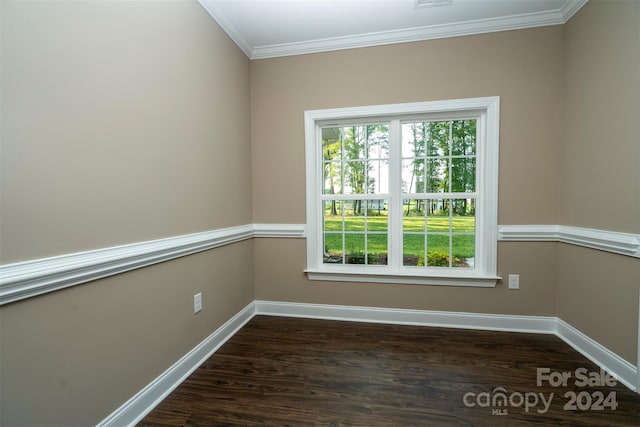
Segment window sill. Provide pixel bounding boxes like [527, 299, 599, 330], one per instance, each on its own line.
[305, 267, 500, 287]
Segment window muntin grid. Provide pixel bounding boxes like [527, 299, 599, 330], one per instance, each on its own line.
[401, 120, 477, 269]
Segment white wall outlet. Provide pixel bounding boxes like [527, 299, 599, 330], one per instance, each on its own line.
[508, 274, 520, 290]
[193, 292, 202, 313]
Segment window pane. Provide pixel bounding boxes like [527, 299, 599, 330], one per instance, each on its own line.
[451, 200, 476, 232]
[426, 202, 449, 232]
[425, 158, 447, 193]
[344, 201, 364, 231]
[367, 160, 389, 193]
[323, 199, 389, 265]
[367, 200, 388, 232]
[319, 118, 480, 271]
[367, 234, 388, 265]
[452, 234, 475, 268]
[403, 198, 427, 220]
[343, 161, 367, 194]
[323, 200, 342, 231]
[451, 120, 476, 156]
[323, 232, 343, 264]
[368, 126, 389, 159]
[323, 161, 342, 194]
[426, 234, 450, 267]
[451, 157, 476, 193]
[402, 160, 427, 194]
[403, 233, 424, 266]
[422, 199, 439, 220]
[427, 122, 450, 156]
[323, 200, 343, 264]
[345, 233, 365, 264]
[322, 127, 342, 161]
[402, 159, 417, 193]
[403, 205, 425, 232]
[401, 123, 427, 157]
[343, 126, 367, 160]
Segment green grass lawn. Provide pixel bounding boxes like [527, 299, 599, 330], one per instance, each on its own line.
[323, 215, 475, 262]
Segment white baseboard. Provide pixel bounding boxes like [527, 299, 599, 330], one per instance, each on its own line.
[98, 300, 638, 426]
[255, 301, 637, 392]
[97, 301, 256, 427]
[556, 318, 638, 392]
[254, 300, 556, 334]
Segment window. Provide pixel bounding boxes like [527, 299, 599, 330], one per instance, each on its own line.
[304, 97, 500, 287]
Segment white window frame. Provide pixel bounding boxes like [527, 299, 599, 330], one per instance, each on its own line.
[304, 97, 501, 287]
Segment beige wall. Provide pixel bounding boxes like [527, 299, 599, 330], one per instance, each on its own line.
[0, 1, 253, 425]
[557, 244, 638, 364]
[557, 0, 640, 364]
[0, 242, 254, 426]
[251, 26, 565, 315]
[561, 0, 639, 234]
[1, 0, 252, 263]
[251, 27, 565, 225]
[254, 239, 557, 316]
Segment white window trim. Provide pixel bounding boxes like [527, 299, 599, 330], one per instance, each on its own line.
[304, 97, 501, 287]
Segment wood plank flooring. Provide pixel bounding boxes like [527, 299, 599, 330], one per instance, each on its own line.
[139, 316, 640, 426]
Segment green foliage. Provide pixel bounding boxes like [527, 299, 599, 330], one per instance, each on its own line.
[323, 215, 475, 264]
[402, 120, 477, 216]
[417, 250, 460, 267]
[321, 124, 389, 211]
[346, 250, 366, 264]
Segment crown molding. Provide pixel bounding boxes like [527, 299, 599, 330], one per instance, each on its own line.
[560, 0, 590, 21]
[198, 0, 588, 59]
[197, 0, 253, 58]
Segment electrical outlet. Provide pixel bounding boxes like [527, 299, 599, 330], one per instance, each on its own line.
[508, 274, 520, 290]
[194, 292, 202, 313]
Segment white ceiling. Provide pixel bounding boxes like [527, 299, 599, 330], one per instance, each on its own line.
[198, 0, 587, 59]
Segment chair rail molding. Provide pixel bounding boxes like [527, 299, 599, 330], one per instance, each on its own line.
[2, 223, 635, 305]
[498, 225, 640, 257]
[0, 224, 304, 306]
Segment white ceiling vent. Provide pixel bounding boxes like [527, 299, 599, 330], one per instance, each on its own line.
[414, 0, 454, 8]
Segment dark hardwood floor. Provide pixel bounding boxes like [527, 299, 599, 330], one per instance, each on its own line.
[139, 316, 640, 426]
